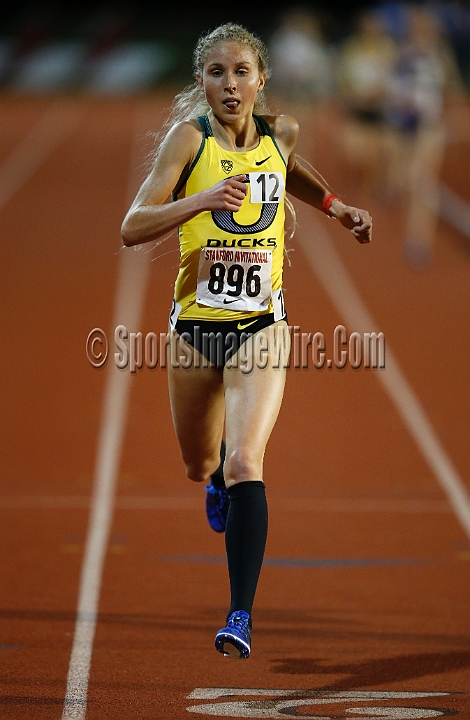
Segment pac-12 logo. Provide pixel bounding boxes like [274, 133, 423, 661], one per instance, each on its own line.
[221, 160, 233, 174]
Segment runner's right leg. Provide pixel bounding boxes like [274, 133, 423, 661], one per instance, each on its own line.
[167, 329, 225, 483]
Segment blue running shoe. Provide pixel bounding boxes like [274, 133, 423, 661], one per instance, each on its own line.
[205, 481, 229, 533]
[215, 610, 251, 659]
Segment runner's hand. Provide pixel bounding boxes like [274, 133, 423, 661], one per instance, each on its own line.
[201, 175, 248, 213]
[331, 202, 372, 244]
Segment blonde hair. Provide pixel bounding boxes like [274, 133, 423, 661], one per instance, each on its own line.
[150, 23, 270, 164]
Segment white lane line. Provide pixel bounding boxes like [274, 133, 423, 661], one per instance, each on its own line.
[0, 100, 83, 211]
[0, 495, 452, 513]
[61, 112, 152, 720]
[439, 182, 470, 240]
[297, 217, 470, 541]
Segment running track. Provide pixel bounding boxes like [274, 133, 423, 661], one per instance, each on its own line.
[1, 96, 470, 719]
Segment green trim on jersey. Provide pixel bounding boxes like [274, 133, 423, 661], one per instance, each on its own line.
[254, 115, 287, 167]
[173, 114, 286, 200]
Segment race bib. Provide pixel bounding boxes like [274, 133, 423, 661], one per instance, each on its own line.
[196, 247, 273, 312]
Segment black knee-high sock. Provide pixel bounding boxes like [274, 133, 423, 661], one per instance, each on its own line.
[225, 481, 268, 621]
[211, 440, 226, 488]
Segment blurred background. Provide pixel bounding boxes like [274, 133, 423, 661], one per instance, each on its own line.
[1, 0, 470, 91]
[1, 0, 469, 267]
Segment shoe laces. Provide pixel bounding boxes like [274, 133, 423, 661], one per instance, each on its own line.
[228, 611, 250, 632]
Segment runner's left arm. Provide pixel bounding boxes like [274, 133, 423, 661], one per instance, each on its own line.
[274, 115, 372, 244]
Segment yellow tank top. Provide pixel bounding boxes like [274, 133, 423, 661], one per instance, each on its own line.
[171, 114, 287, 323]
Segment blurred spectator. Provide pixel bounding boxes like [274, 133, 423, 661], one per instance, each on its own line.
[84, 42, 173, 94]
[10, 3, 82, 93]
[10, 42, 85, 92]
[336, 9, 397, 198]
[2, 3, 176, 93]
[268, 7, 334, 102]
[374, 0, 411, 39]
[8, 3, 56, 60]
[80, 6, 172, 94]
[0, 39, 14, 85]
[384, 5, 465, 267]
[431, 0, 470, 87]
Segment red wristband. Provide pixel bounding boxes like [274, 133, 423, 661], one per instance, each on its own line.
[322, 193, 340, 217]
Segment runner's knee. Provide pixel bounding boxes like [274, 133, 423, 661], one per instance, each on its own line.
[185, 454, 221, 483]
[224, 448, 262, 485]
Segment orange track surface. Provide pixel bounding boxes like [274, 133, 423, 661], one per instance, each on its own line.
[1, 96, 469, 718]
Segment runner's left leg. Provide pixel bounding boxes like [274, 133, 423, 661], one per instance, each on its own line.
[222, 321, 290, 621]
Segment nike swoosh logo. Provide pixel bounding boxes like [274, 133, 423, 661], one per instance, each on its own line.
[223, 298, 239, 304]
[255, 156, 271, 166]
[237, 320, 257, 330]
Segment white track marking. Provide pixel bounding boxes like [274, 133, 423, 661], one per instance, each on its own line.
[187, 690, 448, 700]
[346, 709, 446, 718]
[297, 218, 470, 540]
[61, 114, 152, 720]
[438, 183, 470, 240]
[187, 701, 449, 718]
[0, 496, 452, 513]
[0, 100, 82, 211]
[186, 689, 451, 718]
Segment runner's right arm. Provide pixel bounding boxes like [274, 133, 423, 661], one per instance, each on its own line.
[121, 122, 247, 247]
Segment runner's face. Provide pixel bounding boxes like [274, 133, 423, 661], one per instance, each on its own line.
[197, 42, 265, 121]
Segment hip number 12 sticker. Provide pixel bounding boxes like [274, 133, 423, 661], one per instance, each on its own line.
[249, 172, 285, 204]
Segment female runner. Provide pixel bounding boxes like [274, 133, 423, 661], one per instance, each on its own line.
[121, 23, 372, 659]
